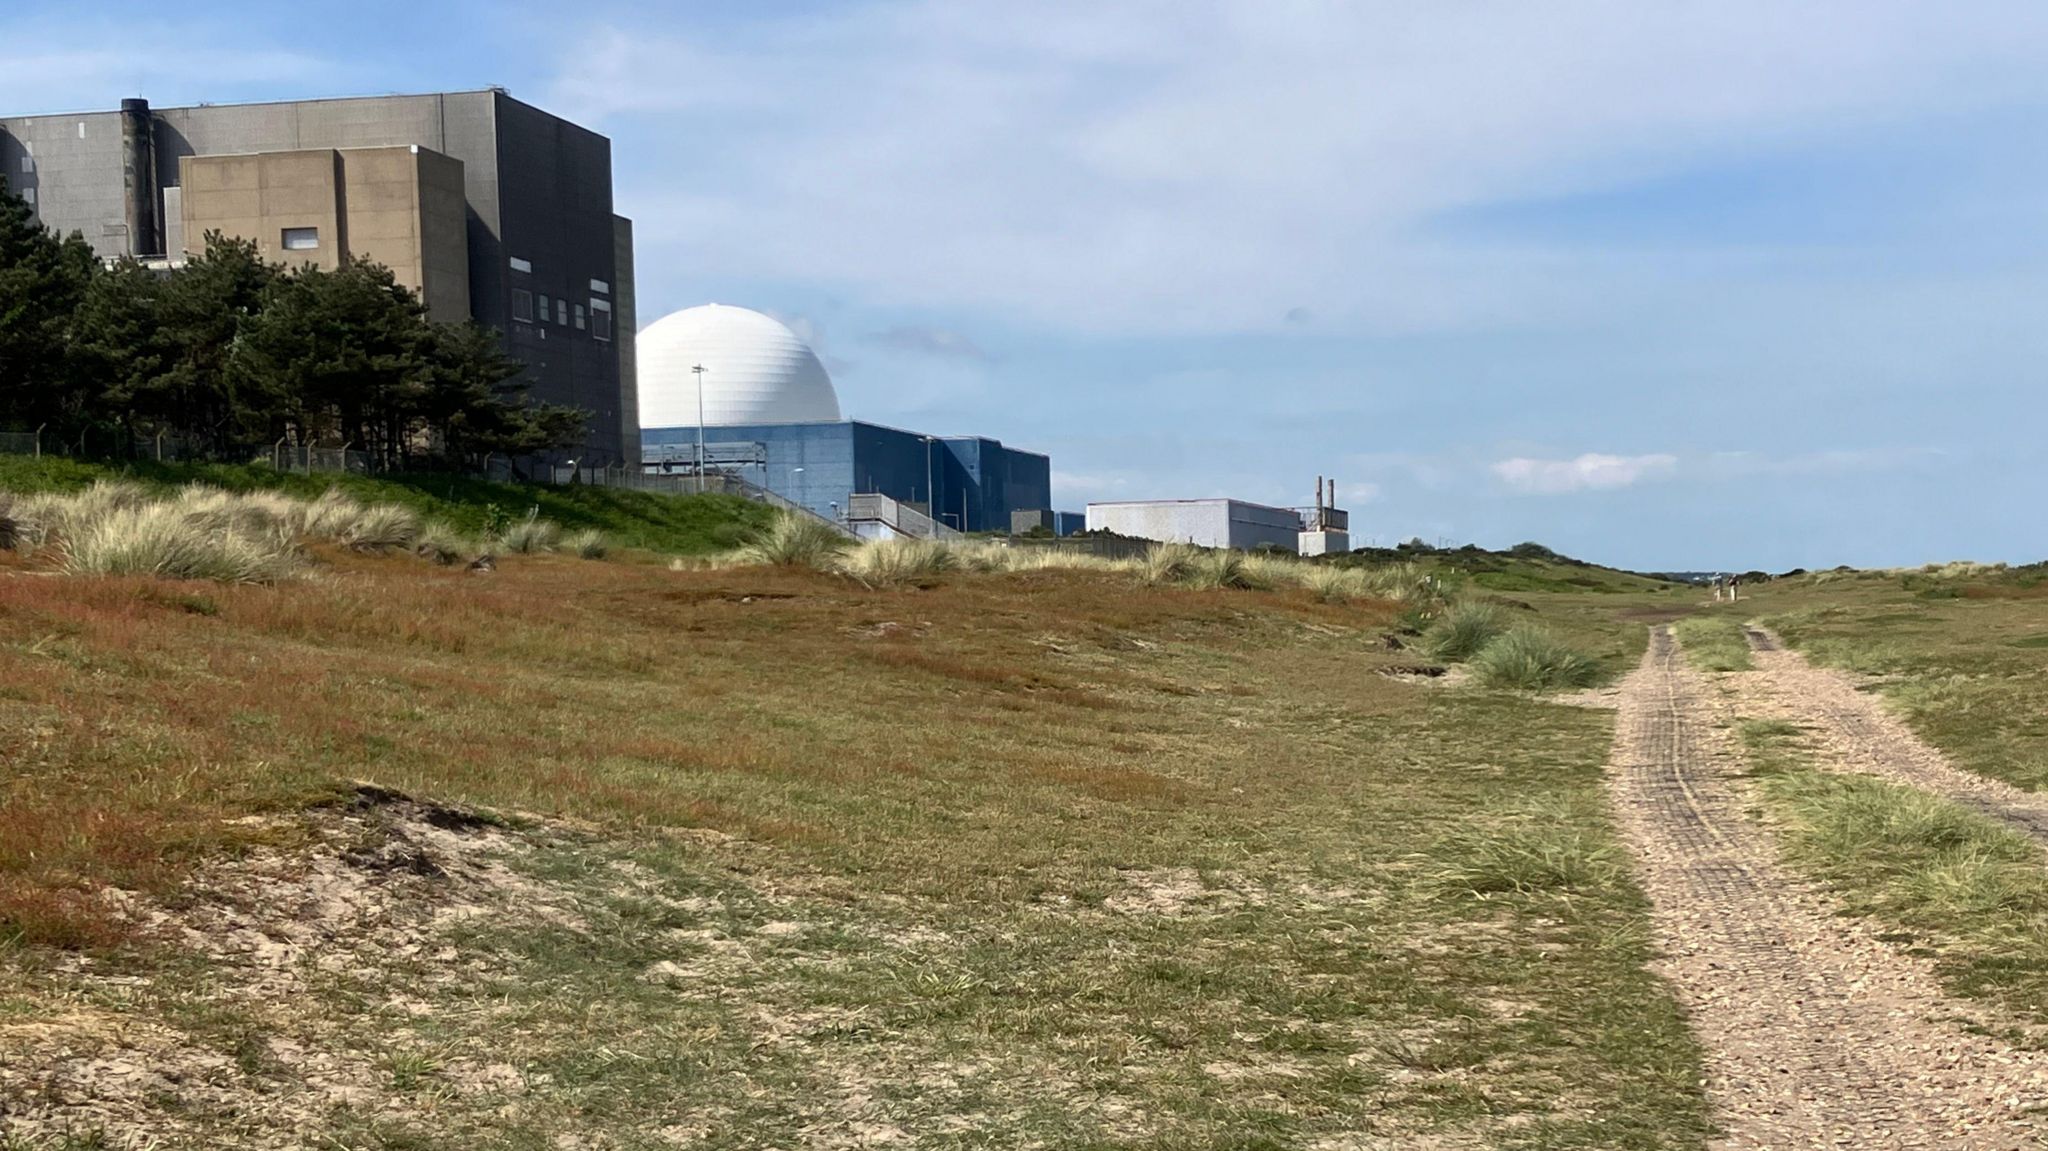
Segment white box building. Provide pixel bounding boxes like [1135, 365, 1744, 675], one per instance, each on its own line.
[1085, 499, 1306, 552]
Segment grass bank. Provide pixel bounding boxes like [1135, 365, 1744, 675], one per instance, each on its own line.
[0, 553, 1710, 1148]
[0, 456, 772, 556]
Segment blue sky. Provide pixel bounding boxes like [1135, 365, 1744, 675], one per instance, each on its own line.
[6, 1, 2046, 569]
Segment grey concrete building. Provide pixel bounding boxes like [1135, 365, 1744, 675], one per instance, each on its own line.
[0, 90, 637, 464]
[1085, 498, 1312, 553]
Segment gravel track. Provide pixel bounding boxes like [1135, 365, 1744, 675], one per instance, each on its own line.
[1607, 628, 2048, 1148]
[1739, 626, 2048, 840]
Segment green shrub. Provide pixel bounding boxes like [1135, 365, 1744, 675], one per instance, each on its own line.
[728, 511, 849, 569]
[1424, 601, 1508, 661]
[1469, 626, 1602, 691]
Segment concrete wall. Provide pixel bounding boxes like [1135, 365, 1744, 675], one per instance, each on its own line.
[178, 145, 471, 322]
[0, 111, 131, 257]
[181, 149, 347, 271]
[410, 148, 471, 322]
[1086, 499, 1305, 552]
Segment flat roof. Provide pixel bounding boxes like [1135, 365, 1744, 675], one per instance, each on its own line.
[637, 419, 1051, 462]
[3, 89, 600, 140]
[1087, 497, 1302, 516]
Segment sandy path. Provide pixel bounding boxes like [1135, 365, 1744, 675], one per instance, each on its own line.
[1737, 627, 2048, 839]
[1606, 628, 2048, 1148]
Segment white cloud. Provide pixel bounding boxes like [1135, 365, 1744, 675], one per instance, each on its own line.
[1492, 453, 1678, 495]
[551, 1, 2048, 335]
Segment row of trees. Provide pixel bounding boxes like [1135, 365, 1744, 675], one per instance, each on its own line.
[0, 177, 583, 468]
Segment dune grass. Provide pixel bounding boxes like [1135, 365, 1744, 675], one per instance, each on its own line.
[1470, 626, 1604, 691]
[0, 455, 773, 556]
[58, 501, 302, 583]
[1424, 600, 1509, 661]
[497, 509, 562, 555]
[727, 511, 851, 568]
[0, 482, 610, 582]
[840, 537, 957, 586]
[563, 528, 609, 560]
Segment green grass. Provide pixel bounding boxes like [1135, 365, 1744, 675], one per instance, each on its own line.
[1756, 574, 2048, 791]
[0, 456, 772, 556]
[1671, 613, 1753, 672]
[1742, 719, 2048, 1024]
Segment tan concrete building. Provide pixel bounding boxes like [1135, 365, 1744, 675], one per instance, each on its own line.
[172, 144, 470, 322]
[3, 91, 638, 464]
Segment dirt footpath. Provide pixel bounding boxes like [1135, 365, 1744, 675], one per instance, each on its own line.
[1736, 627, 2048, 840]
[1606, 628, 2048, 1149]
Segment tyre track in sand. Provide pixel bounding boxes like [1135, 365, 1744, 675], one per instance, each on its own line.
[1607, 627, 2048, 1148]
[1738, 626, 2048, 842]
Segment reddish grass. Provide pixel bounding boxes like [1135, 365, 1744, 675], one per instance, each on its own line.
[0, 554, 1400, 948]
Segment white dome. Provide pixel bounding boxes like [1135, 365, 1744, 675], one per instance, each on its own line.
[636, 304, 842, 428]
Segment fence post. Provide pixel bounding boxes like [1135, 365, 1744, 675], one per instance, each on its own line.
[155, 431, 164, 462]
[33, 424, 44, 459]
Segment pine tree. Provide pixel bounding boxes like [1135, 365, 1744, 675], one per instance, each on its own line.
[0, 176, 97, 437]
[156, 233, 277, 454]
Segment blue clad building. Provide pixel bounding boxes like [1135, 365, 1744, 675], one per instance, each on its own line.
[642, 420, 1050, 533]
[634, 304, 1063, 533]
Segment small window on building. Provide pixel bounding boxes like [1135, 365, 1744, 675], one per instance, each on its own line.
[589, 278, 609, 295]
[282, 227, 319, 251]
[18, 156, 31, 174]
[590, 298, 612, 341]
[573, 304, 586, 331]
[512, 289, 534, 323]
[556, 299, 569, 326]
[509, 256, 533, 273]
[19, 189, 33, 208]
[538, 293, 552, 323]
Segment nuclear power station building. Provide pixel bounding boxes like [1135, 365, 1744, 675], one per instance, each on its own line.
[3, 90, 1084, 537]
[635, 304, 1062, 536]
[0, 91, 638, 466]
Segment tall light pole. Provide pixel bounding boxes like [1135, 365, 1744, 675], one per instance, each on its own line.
[692, 363, 708, 493]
